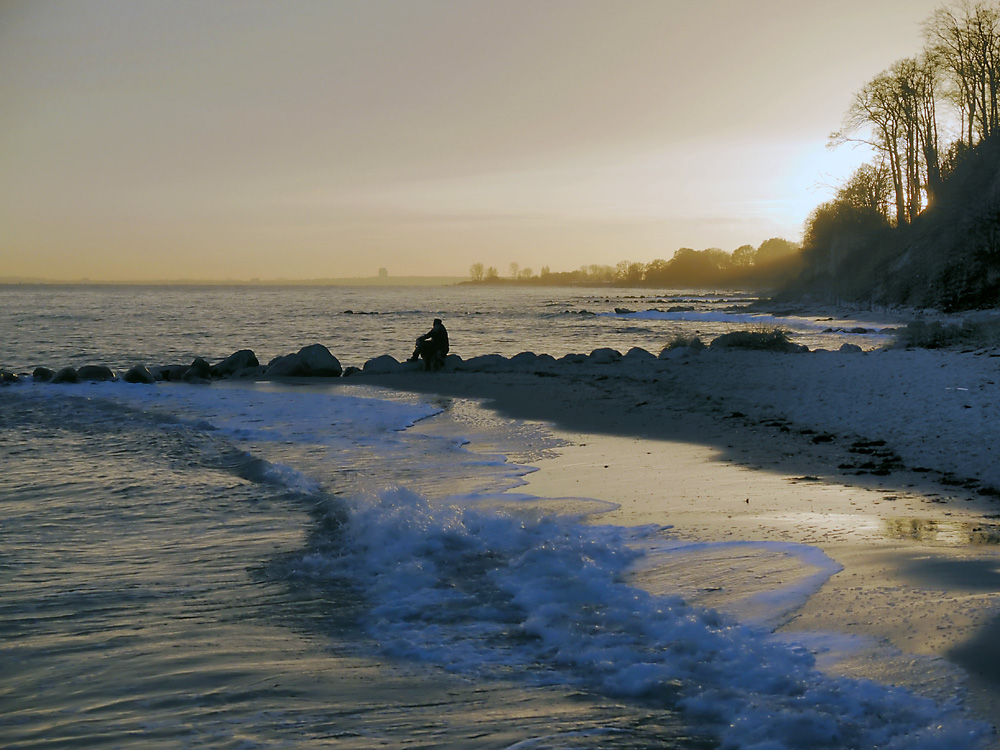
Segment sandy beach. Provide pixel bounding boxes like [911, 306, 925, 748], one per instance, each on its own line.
[358, 345, 1000, 733]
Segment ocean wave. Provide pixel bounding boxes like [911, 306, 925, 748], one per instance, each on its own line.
[291, 485, 990, 750]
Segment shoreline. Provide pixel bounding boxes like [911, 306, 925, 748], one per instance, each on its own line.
[356, 349, 1000, 734]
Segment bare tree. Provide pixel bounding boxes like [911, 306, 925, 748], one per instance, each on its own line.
[509, 262, 520, 279]
[834, 55, 942, 223]
[925, 1, 1000, 145]
[469, 262, 485, 282]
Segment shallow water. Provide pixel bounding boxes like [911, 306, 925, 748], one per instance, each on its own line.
[0, 286, 992, 749]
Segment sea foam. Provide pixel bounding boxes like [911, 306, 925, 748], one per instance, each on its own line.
[293, 485, 990, 750]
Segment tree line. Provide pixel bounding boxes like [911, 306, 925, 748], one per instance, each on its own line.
[788, 0, 1000, 310]
[466, 238, 802, 289]
[827, 0, 1000, 226]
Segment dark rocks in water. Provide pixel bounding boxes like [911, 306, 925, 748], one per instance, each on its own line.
[51, 367, 79, 384]
[589, 347, 622, 364]
[614, 307, 635, 314]
[839, 343, 864, 354]
[1, 370, 20, 384]
[78, 365, 116, 382]
[33, 367, 54, 382]
[183, 357, 213, 383]
[211, 349, 259, 378]
[124, 365, 156, 384]
[557, 353, 587, 365]
[341, 365, 362, 377]
[266, 344, 342, 378]
[667, 305, 696, 313]
[363, 354, 402, 374]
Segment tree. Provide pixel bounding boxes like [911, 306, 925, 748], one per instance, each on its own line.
[756, 238, 799, 264]
[469, 262, 485, 282]
[838, 162, 893, 217]
[925, 1, 1000, 145]
[834, 55, 943, 223]
[731, 244, 756, 269]
[485, 266, 499, 280]
[615, 260, 645, 285]
[509, 262, 520, 279]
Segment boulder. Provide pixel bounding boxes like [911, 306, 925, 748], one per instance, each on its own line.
[153, 364, 189, 382]
[32, 367, 54, 382]
[266, 344, 342, 378]
[124, 365, 155, 384]
[589, 347, 622, 364]
[557, 353, 587, 365]
[183, 357, 213, 383]
[509, 351, 539, 368]
[51, 366, 79, 384]
[839, 343, 864, 354]
[363, 354, 402, 375]
[1, 370, 19, 384]
[211, 349, 259, 378]
[457, 354, 508, 372]
[78, 365, 116, 382]
[341, 366, 362, 377]
[623, 347, 656, 363]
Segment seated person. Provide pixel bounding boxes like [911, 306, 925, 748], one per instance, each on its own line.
[410, 318, 449, 370]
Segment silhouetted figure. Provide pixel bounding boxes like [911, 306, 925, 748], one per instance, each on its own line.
[409, 318, 449, 371]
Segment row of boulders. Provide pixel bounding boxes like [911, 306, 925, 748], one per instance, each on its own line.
[4, 344, 341, 386]
[1, 338, 868, 386]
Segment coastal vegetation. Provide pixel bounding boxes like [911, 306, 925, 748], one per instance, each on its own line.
[781, 0, 1000, 311]
[469, 1, 1000, 312]
[465, 237, 802, 289]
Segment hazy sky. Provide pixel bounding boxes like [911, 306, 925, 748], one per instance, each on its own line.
[1, 0, 947, 281]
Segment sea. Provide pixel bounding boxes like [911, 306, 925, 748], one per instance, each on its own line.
[0, 284, 991, 749]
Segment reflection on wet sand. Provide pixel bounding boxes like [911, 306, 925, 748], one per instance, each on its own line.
[884, 517, 1000, 546]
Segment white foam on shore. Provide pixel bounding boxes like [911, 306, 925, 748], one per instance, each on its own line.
[293, 485, 991, 750]
[19, 380, 994, 747]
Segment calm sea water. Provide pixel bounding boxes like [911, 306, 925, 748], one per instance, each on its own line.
[0, 284, 894, 374]
[0, 285, 989, 749]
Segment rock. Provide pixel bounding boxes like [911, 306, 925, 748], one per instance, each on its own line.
[589, 347, 622, 364]
[557, 353, 587, 365]
[266, 344, 342, 378]
[850, 327, 869, 334]
[153, 364, 189, 382]
[623, 347, 656, 362]
[457, 354, 508, 372]
[614, 307, 635, 314]
[839, 343, 864, 353]
[1, 370, 19, 384]
[33, 367, 54, 382]
[341, 366, 362, 377]
[78, 365, 116, 382]
[51, 366, 79, 384]
[211, 349, 259, 378]
[124, 365, 155, 384]
[183, 357, 213, 383]
[509, 352, 539, 368]
[363, 354, 402, 374]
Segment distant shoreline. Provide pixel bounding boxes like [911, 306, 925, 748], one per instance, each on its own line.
[0, 276, 467, 287]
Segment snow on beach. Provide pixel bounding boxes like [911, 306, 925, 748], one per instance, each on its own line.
[669, 347, 1000, 492]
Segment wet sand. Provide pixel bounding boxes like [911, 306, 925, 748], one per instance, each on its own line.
[355, 348, 1000, 734]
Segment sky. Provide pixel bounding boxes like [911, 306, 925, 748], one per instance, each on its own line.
[0, 0, 949, 282]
